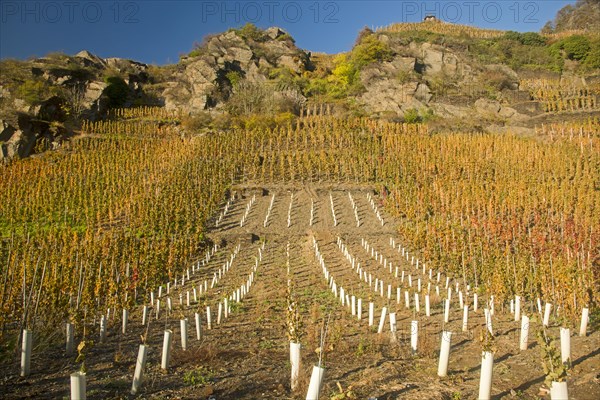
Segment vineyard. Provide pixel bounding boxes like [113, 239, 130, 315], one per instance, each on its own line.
[0, 109, 599, 399]
[535, 118, 600, 139]
[375, 21, 505, 39]
[519, 79, 600, 113]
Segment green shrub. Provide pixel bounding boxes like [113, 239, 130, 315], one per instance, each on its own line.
[482, 36, 564, 72]
[403, 108, 420, 124]
[16, 79, 55, 105]
[403, 107, 433, 124]
[557, 35, 591, 60]
[420, 107, 434, 122]
[514, 45, 563, 72]
[187, 48, 204, 58]
[330, 56, 358, 87]
[103, 76, 129, 108]
[325, 54, 363, 99]
[582, 38, 600, 69]
[233, 23, 266, 42]
[238, 112, 296, 131]
[313, 33, 392, 99]
[305, 77, 329, 96]
[273, 112, 296, 126]
[225, 71, 243, 88]
[520, 32, 547, 46]
[350, 34, 393, 69]
[183, 366, 213, 387]
[503, 31, 546, 46]
[268, 67, 305, 92]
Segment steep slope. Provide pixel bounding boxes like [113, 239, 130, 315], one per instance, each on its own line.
[1, 22, 599, 162]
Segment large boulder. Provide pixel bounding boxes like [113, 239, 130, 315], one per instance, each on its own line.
[84, 81, 107, 103]
[1, 129, 33, 160]
[104, 57, 148, 75]
[414, 83, 433, 103]
[474, 98, 501, 115]
[474, 97, 529, 122]
[430, 103, 471, 119]
[0, 119, 16, 142]
[162, 82, 191, 112]
[358, 54, 431, 116]
[174, 58, 220, 111]
[0, 115, 36, 162]
[265, 27, 286, 40]
[359, 79, 430, 116]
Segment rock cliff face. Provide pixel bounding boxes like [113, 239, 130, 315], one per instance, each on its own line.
[355, 36, 529, 121]
[162, 27, 309, 114]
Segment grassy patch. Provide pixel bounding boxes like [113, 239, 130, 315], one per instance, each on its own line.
[183, 366, 213, 387]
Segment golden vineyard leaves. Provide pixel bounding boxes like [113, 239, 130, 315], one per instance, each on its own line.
[0, 110, 597, 332]
[520, 79, 600, 113]
[376, 21, 505, 39]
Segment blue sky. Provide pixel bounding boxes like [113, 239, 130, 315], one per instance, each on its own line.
[1, 1, 574, 65]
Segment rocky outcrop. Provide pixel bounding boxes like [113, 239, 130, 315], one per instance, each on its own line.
[1, 26, 311, 159]
[0, 51, 150, 161]
[75, 50, 106, 68]
[474, 98, 530, 122]
[163, 28, 309, 114]
[2, 23, 584, 160]
[356, 34, 538, 125]
[356, 37, 478, 117]
[1, 116, 35, 162]
[360, 80, 430, 116]
[0, 95, 74, 163]
[358, 55, 424, 116]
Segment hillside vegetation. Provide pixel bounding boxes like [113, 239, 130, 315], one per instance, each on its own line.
[543, 0, 600, 33]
